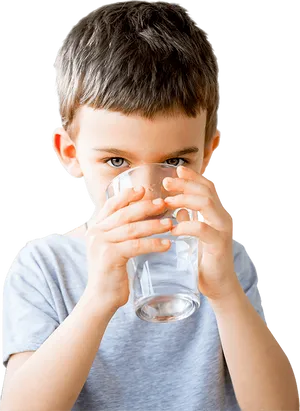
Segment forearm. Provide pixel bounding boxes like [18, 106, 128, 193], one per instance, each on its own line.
[0, 289, 114, 411]
[209, 275, 299, 410]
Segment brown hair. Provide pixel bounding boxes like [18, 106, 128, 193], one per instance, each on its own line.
[54, 1, 219, 147]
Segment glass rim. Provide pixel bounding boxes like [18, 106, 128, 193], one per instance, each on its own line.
[105, 162, 178, 191]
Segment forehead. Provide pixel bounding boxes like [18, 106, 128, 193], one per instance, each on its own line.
[75, 106, 206, 150]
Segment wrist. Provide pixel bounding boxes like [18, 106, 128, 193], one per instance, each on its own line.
[78, 287, 118, 322]
[207, 273, 244, 313]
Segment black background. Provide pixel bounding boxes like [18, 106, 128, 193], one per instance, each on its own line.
[0, 1, 299, 367]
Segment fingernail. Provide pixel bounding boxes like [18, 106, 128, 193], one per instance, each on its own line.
[152, 198, 163, 205]
[164, 197, 174, 202]
[134, 186, 143, 192]
[160, 218, 170, 225]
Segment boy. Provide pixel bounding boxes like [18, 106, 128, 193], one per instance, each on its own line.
[1, 1, 299, 410]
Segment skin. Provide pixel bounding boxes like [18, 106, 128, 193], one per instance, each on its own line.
[52, 106, 299, 409]
[53, 106, 220, 237]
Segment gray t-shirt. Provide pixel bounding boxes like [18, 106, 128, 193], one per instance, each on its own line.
[2, 234, 266, 410]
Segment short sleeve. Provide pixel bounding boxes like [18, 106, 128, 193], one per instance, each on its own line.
[2, 243, 60, 368]
[234, 241, 267, 324]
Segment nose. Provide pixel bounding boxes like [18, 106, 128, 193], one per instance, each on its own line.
[129, 164, 173, 202]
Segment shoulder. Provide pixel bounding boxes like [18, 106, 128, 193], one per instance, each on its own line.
[3, 234, 87, 315]
[232, 238, 259, 289]
[232, 238, 254, 268]
[26, 233, 86, 253]
[232, 238, 247, 258]
[14, 234, 70, 251]
[6, 234, 86, 283]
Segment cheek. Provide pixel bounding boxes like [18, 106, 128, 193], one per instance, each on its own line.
[79, 159, 112, 204]
[83, 173, 111, 207]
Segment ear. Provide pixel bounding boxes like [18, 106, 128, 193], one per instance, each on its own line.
[52, 127, 83, 178]
[200, 130, 221, 174]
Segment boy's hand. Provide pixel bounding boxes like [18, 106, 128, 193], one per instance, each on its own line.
[163, 165, 237, 301]
[84, 187, 172, 313]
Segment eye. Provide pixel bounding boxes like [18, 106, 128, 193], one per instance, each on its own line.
[165, 158, 189, 167]
[104, 157, 189, 168]
[105, 157, 129, 168]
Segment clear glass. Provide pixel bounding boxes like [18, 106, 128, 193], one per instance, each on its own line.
[105, 163, 201, 323]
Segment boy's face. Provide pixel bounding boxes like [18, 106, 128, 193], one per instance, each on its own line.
[53, 106, 220, 214]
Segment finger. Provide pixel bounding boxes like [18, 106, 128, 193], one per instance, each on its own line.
[176, 208, 190, 222]
[86, 186, 147, 236]
[96, 197, 167, 232]
[96, 186, 146, 224]
[176, 165, 216, 192]
[163, 176, 212, 198]
[164, 166, 218, 195]
[164, 194, 225, 231]
[105, 217, 173, 243]
[170, 220, 222, 246]
[118, 236, 171, 261]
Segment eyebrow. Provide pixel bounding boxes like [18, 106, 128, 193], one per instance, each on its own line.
[92, 146, 199, 158]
